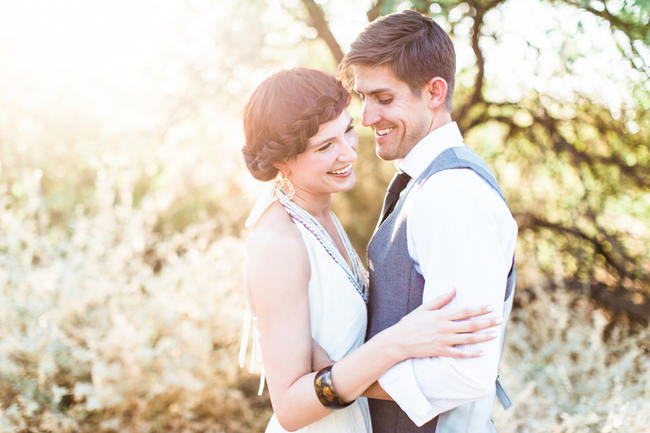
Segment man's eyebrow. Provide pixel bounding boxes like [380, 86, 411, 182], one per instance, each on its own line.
[356, 88, 391, 96]
[369, 88, 391, 95]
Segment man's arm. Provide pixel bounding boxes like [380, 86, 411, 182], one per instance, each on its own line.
[377, 169, 517, 426]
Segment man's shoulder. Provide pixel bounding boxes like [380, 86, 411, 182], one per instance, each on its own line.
[409, 167, 512, 224]
[417, 167, 494, 198]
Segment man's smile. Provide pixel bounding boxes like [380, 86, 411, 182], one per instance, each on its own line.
[375, 127, 394, 137]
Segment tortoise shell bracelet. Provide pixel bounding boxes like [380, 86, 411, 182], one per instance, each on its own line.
[314, 364, 353, 409]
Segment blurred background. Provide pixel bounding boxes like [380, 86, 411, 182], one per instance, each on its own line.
[0, 0, 648, 432]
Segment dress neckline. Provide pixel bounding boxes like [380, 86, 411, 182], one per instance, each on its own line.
[281, 198, 369, 304]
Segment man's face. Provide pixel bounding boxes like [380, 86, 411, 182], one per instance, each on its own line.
[352, 64, 434, 161]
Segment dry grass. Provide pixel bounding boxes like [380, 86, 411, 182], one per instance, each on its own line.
[0, 166, 647, 432]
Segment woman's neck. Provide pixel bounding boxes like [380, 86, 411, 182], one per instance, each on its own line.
[290, 190, 332, 220]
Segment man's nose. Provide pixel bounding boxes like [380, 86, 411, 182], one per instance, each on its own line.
[361, 101, 379, 127]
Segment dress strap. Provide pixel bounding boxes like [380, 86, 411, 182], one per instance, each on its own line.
[239, 304, 265, 395]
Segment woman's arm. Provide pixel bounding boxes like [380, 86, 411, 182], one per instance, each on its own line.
[246, 224, 334, 430]
[312, 340, 392, 400]
[312, 343, 391, 400]
[311, 338, 333, 372]
[322, 290, 499, 403]
[246, 223, 499, 431]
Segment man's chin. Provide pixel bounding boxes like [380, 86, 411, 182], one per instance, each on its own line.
[376, 147, 397, 161]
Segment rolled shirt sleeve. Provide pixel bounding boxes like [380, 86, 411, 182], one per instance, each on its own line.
[378, 168, 518, 426]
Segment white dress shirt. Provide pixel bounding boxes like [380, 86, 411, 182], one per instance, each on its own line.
[377, 122, 518, 426]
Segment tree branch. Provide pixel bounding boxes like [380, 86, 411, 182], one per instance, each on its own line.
[454, 0, 504, 120]
[300, 0, 344, 63]
[462, 99, 650, 190]
[516, 212, 643, 284]
[367, 0, 389, 22]
[563, 0, 649, 42]
[564, 280, 650, 325]
[534, 105, 650, 189]
[554, 0, 649, 76]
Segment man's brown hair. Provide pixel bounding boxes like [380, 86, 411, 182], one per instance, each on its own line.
[340, 10, 456, 111]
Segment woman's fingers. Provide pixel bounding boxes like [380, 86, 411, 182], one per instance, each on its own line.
[447, 330, 498, 346]
[451, 317, 502, 334]
[416, 288, 456, 312]
[440, 305, 493, 321]
[438, 347, 485, 358]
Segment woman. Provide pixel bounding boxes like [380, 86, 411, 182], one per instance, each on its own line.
[241, 68, 499, 433]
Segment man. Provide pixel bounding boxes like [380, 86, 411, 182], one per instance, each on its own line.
[339, 10, 518, 433]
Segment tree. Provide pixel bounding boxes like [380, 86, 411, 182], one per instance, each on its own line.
[298, 0, 649, 324]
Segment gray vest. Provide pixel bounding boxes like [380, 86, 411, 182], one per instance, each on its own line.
[367, 146, 515, 433]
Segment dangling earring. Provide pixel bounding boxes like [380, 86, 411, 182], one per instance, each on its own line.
[274, 174, 295, 205]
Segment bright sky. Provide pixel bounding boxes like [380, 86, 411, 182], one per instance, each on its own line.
[0, 0, 645, 132]
[320, 0, 646, 115]
[0, 0, 223, 134]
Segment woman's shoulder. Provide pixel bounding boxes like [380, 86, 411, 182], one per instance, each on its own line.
[245, 202, 311, 309]
[245, 202, 309, 277]
[247, 202, 303, 248]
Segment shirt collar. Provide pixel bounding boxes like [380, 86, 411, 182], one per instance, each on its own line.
[398, 121, 465, 179]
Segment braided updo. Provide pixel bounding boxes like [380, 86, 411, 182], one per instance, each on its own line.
[242, 68, 351, 181]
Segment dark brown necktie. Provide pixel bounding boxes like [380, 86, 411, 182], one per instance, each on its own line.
[378, 171, 411, 226]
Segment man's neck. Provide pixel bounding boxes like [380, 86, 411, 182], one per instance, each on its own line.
[425, 110, 453, 137]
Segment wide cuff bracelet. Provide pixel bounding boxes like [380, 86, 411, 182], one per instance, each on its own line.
[314, 365, 353, 409]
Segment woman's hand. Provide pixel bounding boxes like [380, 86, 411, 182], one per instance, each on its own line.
[381, 288, 500, 361]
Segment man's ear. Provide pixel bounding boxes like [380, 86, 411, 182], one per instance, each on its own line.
[425, 77, 448, 110]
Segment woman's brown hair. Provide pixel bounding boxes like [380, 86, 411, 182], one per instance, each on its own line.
[242, 68, 351, 181]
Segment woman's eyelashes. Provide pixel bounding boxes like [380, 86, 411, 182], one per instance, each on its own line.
[317, 142, 332, 152]
[316, 121, 355, 152]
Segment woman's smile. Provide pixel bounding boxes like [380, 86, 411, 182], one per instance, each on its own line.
[328, 163, 353, 176]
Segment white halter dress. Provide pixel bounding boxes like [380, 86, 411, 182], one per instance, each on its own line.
[240, 184, 372, 433]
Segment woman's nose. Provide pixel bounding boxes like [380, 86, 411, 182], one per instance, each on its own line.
[339, 138, 357, 162]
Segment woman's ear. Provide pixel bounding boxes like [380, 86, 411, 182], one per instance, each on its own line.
[273, 161, 290, 177]
[425, 77, 448, 111]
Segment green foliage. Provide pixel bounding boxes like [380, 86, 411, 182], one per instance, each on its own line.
[330, 0, 650, 321]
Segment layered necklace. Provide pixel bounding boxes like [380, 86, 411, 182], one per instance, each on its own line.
[276, 187, 369, 303]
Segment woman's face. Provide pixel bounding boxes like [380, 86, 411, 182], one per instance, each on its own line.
[278, 109, 358, 200]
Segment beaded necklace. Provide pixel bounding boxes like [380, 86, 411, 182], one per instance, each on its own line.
[278, 191, 369, 303]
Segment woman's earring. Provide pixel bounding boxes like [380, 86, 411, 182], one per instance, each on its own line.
[274, 174, 295, 205]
